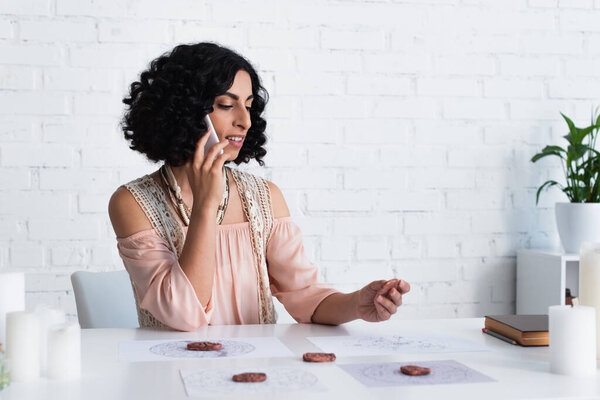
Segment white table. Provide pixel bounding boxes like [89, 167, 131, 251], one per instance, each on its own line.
[3, 318, 599, 399]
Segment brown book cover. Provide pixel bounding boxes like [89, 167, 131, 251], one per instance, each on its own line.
[484, 314, 548, 346]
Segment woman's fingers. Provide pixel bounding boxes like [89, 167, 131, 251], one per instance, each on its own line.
[201, 140, 229, 172]
[376, 279, 397, 297]
[362, 278, 409, 322]
[386, 287, 403, 306]
[369, 280, 387, 292]
[211, 147, 230, 174]
[376, 294, 397, 316]
[192, 131, 211, 170]
[374, 300, 391, 321]
[397, 279, 411, 295]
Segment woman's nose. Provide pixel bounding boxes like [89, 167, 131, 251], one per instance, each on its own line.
[234, 106, 251, 130]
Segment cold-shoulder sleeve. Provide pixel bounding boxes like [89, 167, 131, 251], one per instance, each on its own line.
[266, 218, 339, 323]
[117, 229, 213, 331]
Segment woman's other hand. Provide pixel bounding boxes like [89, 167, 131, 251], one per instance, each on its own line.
[356, 279, 411, 322]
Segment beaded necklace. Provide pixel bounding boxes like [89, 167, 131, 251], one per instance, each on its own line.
[159, 164, 229, 226]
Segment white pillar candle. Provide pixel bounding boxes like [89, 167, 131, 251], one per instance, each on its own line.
[5, 311, 40, 382]
[549, 305, 597, 376]
[46, 323, 80, 380]
[579, 242, 600, 359]
[34, 306, 66, 375]
[0, 272, 25, 344]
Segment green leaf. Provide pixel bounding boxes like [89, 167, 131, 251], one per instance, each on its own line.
[577, 186, 589, 203]
[568, 143, 588, 160]
[561, 113, 595, 145]
[531, 145, 566, 162]
[579, 125, 596, 140]
[592, 175, 600, 202]
[586, 147, 600, 158]
[563, 186, 581, 202]
[563, 131, 585, 145]
[564, 185, 585, 202]
[543, 145, 567, 153]
[562, 113, 583, 144]
[536, 180, 562, 205]
[579, 156, 600, 171]
[562, 112, 576, 133]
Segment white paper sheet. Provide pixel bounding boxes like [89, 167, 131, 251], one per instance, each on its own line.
[119, 337, 293, 362]
[307, 334, 488, 356]
[180, 367, 327, 398]
[340, 360, 495, 387]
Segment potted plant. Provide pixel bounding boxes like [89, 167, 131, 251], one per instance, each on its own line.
[531, 108, 600, 253]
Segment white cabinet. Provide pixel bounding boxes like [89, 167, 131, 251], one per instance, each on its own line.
[516, 249, 579, 314]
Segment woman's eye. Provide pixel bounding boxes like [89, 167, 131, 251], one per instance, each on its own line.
[217, 104, 251, 111]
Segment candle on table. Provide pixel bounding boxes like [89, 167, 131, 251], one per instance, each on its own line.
[549, 304, 597, 376]
[46, 322, 80, 380]
[0, 272, 25, 344]
[34, 305, 66, 375]
[579, 242, 600, 359]
[5, 311, 40, 382]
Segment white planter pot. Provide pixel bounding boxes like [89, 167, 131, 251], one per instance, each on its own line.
[555, 202, 600, 253]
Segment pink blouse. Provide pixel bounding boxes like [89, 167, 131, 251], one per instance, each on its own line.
[116, 217, 338, 331]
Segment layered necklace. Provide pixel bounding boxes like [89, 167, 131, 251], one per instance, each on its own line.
[159, 164, 229, 226]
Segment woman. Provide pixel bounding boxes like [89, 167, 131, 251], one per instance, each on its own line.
[109, 42, 410, 331]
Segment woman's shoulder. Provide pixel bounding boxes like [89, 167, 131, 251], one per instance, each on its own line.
[110, 173, 158, 205]
[108, 180, 153, 239]
[266, 180, 290, 219]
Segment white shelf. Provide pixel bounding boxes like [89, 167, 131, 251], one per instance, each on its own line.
[516, 249, 580, 314]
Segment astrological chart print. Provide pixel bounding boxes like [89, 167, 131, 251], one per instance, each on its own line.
[179, 367, 327, 397]
[340, 360, 495, 387]
[307, 334, 487, 357]
[118, 337, 294, 362]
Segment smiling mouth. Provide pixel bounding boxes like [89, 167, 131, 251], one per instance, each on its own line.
[225, 136, 244, 142]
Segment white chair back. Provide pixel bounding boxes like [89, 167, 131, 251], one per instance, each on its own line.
[71, 270, 139, 328]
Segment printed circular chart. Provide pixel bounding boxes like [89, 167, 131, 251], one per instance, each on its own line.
[149, 340, 255, 359]
[183, 367, 319, 395]
[361, 362, 472, 385]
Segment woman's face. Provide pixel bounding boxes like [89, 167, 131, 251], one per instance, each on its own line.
[207, 70, 254, 161]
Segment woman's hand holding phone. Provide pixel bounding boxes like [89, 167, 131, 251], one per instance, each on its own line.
[185, 126, 229, 215]
[203, 115, 222, 158]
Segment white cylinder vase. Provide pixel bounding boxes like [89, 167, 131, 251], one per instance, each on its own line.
[555, 202, 600, 253]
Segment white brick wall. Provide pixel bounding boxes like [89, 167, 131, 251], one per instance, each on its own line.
[1, 0, 599, 322]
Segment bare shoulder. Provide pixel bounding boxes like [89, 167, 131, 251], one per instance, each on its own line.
[108, 186, 152, 238]
[266, 180, 290, 219]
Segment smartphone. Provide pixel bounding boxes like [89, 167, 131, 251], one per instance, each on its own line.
[204, 115, 223, 157]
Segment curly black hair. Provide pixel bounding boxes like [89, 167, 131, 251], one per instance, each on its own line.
[121, 42, 268, 166]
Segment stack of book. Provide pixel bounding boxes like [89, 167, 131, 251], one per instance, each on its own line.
[484, 314, 549, 346]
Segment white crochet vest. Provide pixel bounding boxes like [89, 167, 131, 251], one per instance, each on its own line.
[124, 167, 276, 328]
